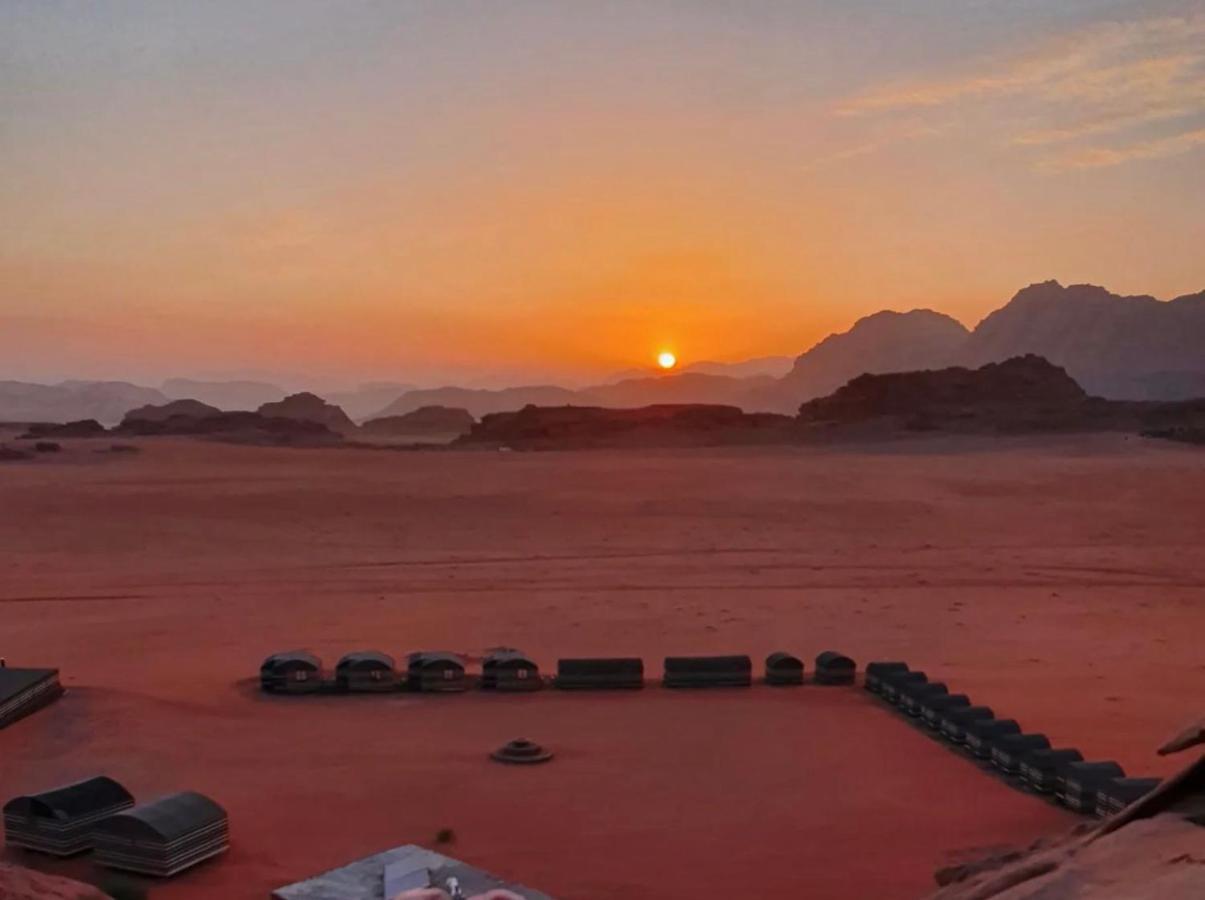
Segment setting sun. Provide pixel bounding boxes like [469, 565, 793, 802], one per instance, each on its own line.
[657, 351, 677, 370]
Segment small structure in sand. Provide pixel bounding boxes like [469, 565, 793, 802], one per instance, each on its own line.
[490, 738, 554, 765]
[1056, 761, 1126, 811]
[939, 705, 996, 744]
[663, 655, 752, 688]
[3, 776, 134, 856]
[336, 651, 397, 692]
[764, 652, 804, 686]
[1094, 777, 1162, 817]
[813, 651, 856, 685]
[1021, 748, 1085, 793]
[92, 791, 229, 877]
[481, 650, 542, 692]
[553, 657, 644, 690]
[0, 666, 64, 730]
[921, 693, 971, 729]
[406, 652, 468, 692]
[964, 718, 1021, 759]
[259, 651, 323, 694]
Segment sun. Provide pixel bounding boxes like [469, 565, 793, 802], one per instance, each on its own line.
[657, 351, 677, 370]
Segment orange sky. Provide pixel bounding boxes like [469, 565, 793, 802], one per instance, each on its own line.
[3, 2, 1203, 386]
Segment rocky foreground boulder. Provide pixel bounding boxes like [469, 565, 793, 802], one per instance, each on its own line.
[0, 862, 107, 900]
[362, 405, 475, 437]
[257, 392, 357, 434]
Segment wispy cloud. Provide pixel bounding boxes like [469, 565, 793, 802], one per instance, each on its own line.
[834, 11, 1205, 171]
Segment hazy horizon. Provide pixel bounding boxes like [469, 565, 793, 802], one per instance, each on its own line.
[4, 1, 1204, 386]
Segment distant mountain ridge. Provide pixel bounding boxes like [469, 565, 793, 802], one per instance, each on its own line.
[4, 279, 1202, 424]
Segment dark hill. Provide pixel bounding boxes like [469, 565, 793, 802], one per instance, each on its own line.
[361, 406, 475, 437]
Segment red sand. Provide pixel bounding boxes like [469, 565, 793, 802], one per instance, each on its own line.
[2, 434, 1203, 899]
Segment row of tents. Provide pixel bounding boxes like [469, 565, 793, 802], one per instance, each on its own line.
[2, 776, 228, 877]
[864, 662, 1162, 817]
[260, 649, 859, 693]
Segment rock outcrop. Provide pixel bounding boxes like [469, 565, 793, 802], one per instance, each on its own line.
[115, 410, 341, 445]
[458, 404, 792, 449]
[361, 406, 475, 437]
[755, 309, 971, 412]
[122, 398, 222, 425]
[257, 392, 357, 434]
[20, 419, 107, 439]
[962, 281, 1205, 400]
[161, 378, 286, 410]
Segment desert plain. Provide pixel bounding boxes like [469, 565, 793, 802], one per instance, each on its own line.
[1, 433, 1203, 899]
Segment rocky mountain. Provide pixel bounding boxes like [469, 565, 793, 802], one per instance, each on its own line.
[123, 398, 222, 424]
[161, 378, 285, 410]
[361, 406, 475, 437]
[961, 281, 1205, 400]
[0, 380, 168, 425]
[796, 354, 1205, 436]
[755, 310, 971, 413]
[257, 392, 357, 434]
[372, 385, 589, 420]
[326, 381, 418, 420]
[590, 372, 775, 409]
[682, 356, 795, 379]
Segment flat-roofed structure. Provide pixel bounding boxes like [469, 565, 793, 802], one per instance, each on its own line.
[814, 651, 856, 686]
[3, 776, 134, 856]
[900, 681, 947, 716]
[406, 652, 467, 692]
[481, 650, 542, 692]
[271, 844, 555, 900]
[335, 651, 397, 692]
[0, 666, 64, 729]
[92, 791, 229, 877]
[663, 655, 752, 688]
[259, 651, 323, 694]
[553, 657, 643, 690]
[764, 652, 803, 686]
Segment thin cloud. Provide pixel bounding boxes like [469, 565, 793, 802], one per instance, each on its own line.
[833, 11, 1205, 171]
[1038, 126, 1205, 171]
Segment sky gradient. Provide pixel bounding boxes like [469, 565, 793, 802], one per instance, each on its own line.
[3, 0, 1203, 387]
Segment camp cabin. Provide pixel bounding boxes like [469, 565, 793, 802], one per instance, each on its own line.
[1095, 777, 1162, 817]
[964, 718, 1021, 758]
[3, 775, 134, 856]
[991, 733, 1051, 774]
[939, 705, 995, 744]
[406, 652, 467, 692]
[764, 652, 804, 686]
[899, 681, 947, 716]
[920, 693, 971, 729]
[259, 651, 323, 694]
[1021, 748, 1086, 793]
[554, 657, 644, 690]
[1056, 761, 1126, 811]
[481, 650, 542, 692]
[881, 670, 927, 705]
[336, 651, 397, 692]
[864, 661, 909, 694]
[814, 651, 856, 686]
[92, 791, 229, 877]
[663, 655, 752, 688]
